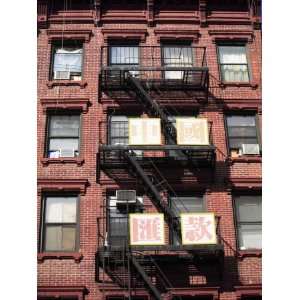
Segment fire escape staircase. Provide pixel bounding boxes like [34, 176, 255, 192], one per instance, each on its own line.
[98, 49, 222, 298]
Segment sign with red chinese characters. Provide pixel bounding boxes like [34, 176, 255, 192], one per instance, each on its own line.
[176, 118, 209, 145]
[129, 213, 165, 246]
[181, 213, 217, 245]
[129, 118, 161, 145]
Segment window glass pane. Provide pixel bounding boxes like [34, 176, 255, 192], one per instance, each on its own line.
[49, 115, 80, 137]
[53, 48, 83, 73]
[221, 64, 249, 82]
[46, 197, 77, 223]
[49, 138, 79, 153]
[238, 224, 262, 249]
[228, 127, 257, 138]
[227, 116, 256, 127]
[110, 47, 139, 64]
[170, 196, 204, 217]
[62, 226, 76, 251]
[236, 196, 262, 222]
[110, 116, 129, 145]
[229, 138, 258, 150]
[219, 46, 247, 64]
[45, 226, 62, 251]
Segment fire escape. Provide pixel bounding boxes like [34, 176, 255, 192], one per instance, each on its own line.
[97, 46, 224, 300]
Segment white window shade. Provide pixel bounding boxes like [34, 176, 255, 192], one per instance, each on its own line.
[239, 224, 262, 249]
[219, 46, 247, 64]
[53, 48, 83, 73]
[46, 197, 77, 223]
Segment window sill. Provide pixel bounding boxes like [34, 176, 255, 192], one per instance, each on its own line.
[46, 80, 87, 89]
[37, 252, 83, 263]
[238, 249, 262, 259]
[226, 156, 261, 165]
[41, 157, 84, 166]
[219, 82, 258, 89]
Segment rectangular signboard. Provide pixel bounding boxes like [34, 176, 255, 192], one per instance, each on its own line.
[176, 118, 209, 145]
[129, 213, 165, 246]
[181, 212, 217, 245]
[129, 118, 161, 145]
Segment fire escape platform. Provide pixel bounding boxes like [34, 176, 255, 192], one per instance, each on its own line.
[99, 145, 216, 169]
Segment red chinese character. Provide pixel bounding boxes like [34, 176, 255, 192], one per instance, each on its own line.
[184, 216, 212, 242]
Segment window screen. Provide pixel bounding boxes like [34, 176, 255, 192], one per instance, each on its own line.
[234, 195, 262, 250]
[42, 196, 78, 252]
[47, 115, 80, 158]
[226, 115, 259, 155]
[218, 45, 249, 82]
[170, 195, 204, 245]
[163, 46, 193, 79]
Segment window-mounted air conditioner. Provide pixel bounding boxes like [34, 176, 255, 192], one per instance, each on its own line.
[60, 149, 75, 157]
[241, 144, 260, 155]
[54, 71, 71, 80]
[116, 190, 137, 204]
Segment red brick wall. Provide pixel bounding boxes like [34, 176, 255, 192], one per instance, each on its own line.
[37, 1, 261, 299]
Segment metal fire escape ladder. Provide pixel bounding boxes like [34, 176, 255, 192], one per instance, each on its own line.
[126, 75, 177, 145]
[124, 152, 180, 233]
[129, 254, 162, 300]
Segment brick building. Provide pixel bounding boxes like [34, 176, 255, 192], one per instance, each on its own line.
[37, 1, 262, 300]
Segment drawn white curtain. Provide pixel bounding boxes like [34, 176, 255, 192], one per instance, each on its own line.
[53, 48, 83, 72]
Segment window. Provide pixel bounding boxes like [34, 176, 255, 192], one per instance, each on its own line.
[109, 45, 139, 77]
[162, 45, 193, 79]
[41, 195, 79, 252]
[234, 195, 262, 250]
[109, 115, 129, 146]
[109, 115, 142, 156]
[108, 193, 143, 246]
[226, 115, 260, 157]
[46, 114, 80, 158]
[169, 194, 204, 245]
[52, 42, 83, 80]
[218, 45, 250, 82]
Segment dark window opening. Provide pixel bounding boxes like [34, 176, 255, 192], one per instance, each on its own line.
[41, 195, 79, 252]
[234, 195, 262, 250]
[107, 191, 144, 247]
[169, 193, 204, 245]
[51, 41, 83, 80]
[218, 45, 250, 82]
[46, 114, 80, 158]
[226, 114, 260, 157]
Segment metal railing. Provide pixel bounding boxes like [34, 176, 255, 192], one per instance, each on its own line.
[100, 46, 208, 89]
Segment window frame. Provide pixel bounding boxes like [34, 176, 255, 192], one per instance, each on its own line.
[40, 193, 80, 253]
[108, 44, 140, 67]
[168, 192, 206, 245]
[233, 193, 262, 251]
[50, 40, 85, 81]
[224, 113, 261, 156]
[108, 115, 130, 146]
[217, 42, 251, 83]
[106, 191, 144, 247]
[45, 111, 82, 158]
[161, 43, 194, 80]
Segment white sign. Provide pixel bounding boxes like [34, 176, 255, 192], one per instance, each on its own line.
[129, 213, 165, 246]
[181, 213, 217, 245]
[176, 118, 209, 145]
[129, 118, 161, 145]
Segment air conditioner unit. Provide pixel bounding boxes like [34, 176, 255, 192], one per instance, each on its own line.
[60, 149, 75, 157]
[241, 144, 260, 155]
[54, 71, 70, 80]
[116, 190, 137, 204]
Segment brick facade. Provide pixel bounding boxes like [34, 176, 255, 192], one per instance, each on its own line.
[37, 1, 262, 299]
